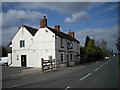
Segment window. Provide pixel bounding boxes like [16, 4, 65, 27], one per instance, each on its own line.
[20, 40, 25, 48]
[61, 38, 64, 48]
[77, 43, 79, 50]
[61, 38, 63, 47]
[70, 54, 73, 61]
[17, 55, 19, 60]
[45, 30, 48, 32]
[60, 53, 64, 62]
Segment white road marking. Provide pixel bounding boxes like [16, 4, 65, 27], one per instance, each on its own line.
[94, 67, 100, 71]
[80, 73, 92, 81]
[109, 60, 111, 62]
[80, 59, 112, 82]
[104, 60, 111, 65]
[96, 61, 99, 63]
[104, 63, 107, 65]
[100, 64, 104, 67]
[64, 86, 71, 90]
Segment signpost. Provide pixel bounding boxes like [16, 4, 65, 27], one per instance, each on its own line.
[67, 41, 73, 67]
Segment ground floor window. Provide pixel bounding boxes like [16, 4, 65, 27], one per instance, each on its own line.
[60, 53, 64, 62]
[70, 53, 73, 61]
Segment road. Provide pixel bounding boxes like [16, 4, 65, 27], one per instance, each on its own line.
[2, 57, 118, 88]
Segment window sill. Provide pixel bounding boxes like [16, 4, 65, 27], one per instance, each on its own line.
[60, 62, 67, 64]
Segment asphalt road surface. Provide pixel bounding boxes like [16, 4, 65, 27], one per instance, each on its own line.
[2, 56, 118, 88]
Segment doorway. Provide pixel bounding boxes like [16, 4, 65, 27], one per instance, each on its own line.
[21, 55, 27, 67]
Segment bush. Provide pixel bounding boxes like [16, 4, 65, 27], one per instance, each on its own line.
[0, 46, 8, 57]
[81, 36, 110, 63]
[95, 47, 104, 60]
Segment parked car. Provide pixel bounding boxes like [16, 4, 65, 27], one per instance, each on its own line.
[113, 54, 116, 56]
[0, 57, 8, 66]
[105, 56, 109, 59]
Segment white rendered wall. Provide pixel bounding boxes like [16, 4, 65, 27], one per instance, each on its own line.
[11, 50, 38, 67]
[11, 27, 39, 67]
[32, 27, 55, 62]
[11, 26, 80, 67]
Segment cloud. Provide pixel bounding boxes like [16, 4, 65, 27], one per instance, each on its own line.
[0, 0, 1, 45]
[2, 22, 40, 46]
[65, 11, 90, 23]
[75, 25, 118, 52]
[103, 3, 118, 12]
[2, 9, 45, 45]
[4, 2, 105, 14]
[16, 2, 91, 14]
[1, 0, 119, 2]
[98, 17, 120, 23]
[0, 2, 1, 28]
[2, 26, 18, 46]
[2, 2, 105, 25]
[2, 9, 45, 29]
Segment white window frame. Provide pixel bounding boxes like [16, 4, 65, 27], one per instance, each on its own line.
[60, 38, 64, 48]
[60, 52, 64, 62]
[69, 53, 73, 61]
[20, 40, 25, 48]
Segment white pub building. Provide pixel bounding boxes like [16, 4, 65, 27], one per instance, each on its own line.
[8, 16, 80, 68]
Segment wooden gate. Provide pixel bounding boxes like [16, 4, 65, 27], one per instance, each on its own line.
[41, 58, 55, 73]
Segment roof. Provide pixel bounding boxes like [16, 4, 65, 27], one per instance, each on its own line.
[21, 25, 38, 36]
[47, 26, 80, 43]
[19, 25, 79, 43]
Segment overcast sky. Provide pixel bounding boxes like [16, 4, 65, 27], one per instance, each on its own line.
[1, 2, 119, 53]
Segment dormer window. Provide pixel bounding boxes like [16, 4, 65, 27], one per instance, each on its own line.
[45, 30, 48, 32]
[20, 40, 25, 48]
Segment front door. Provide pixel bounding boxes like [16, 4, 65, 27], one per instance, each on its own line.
[21, 55, 27, 67]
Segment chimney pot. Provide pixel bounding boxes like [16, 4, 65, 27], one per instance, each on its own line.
[54, 25, 60, 31]
[44, 16, 46, 19]
[68, 32, 75, 37]
[40, 16, 47, 28]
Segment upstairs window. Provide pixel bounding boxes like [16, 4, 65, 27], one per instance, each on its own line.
[61, 38, 64, 48]
[77, 44, 79, 50]
[20, 40, 25, 48]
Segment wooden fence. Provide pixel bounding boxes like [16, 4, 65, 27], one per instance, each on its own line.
[41, 58, 59, 73]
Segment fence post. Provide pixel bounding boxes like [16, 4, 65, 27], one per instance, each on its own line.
[54, 59, 57, 69]
[53, 59, 56, 68]
[51, 60, 53, 70]
[41, 58, 44, 73]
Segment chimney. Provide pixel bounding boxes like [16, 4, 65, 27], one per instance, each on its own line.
[40, 16, 47, 28]
[54, 25, 60, 31]
[68, 32, 75, 37]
